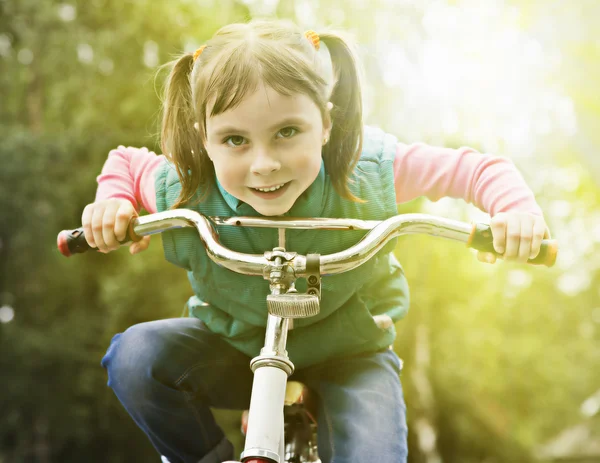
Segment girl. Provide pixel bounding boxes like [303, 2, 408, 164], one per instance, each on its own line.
[86, 19, 548, 463]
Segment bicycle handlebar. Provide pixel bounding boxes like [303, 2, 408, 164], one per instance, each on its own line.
[57, 209, 558, 273]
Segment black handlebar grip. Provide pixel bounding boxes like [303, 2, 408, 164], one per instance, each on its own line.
[57, 223, 142, 257]
[57, 228, 90, 257]
[467, 223, 558, 267]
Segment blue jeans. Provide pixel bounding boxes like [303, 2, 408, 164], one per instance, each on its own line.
[101, 317, 408, 463]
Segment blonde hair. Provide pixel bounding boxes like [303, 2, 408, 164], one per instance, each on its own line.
[161, 19, 364, 208]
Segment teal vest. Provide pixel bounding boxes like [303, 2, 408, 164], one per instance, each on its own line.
[155, 126, 410, 368]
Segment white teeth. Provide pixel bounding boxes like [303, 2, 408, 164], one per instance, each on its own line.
[254, 183, 285, 192]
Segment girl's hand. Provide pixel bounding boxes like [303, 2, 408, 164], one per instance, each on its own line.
[477, 212, 549, 264]
[81, 198, 151, 255]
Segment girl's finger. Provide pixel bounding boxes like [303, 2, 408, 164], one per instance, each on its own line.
[102, 201, 123, 251]
[490, 214, 508, 254]
[81, 204, 96, 248]
[530, 217, 547, 259]
[504, 215, 521, 260]
[139, 235, 151, 250]
[129, 236, 151, 255]
[91, 205, 107, 252]
[517, 216, 535, 263]
[114, 201, 136, 242]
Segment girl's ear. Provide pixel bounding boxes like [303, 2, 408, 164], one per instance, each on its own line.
[194, 122, 200, 131]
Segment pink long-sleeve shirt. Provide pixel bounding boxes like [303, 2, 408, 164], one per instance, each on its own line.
[95, 143, 543, 217]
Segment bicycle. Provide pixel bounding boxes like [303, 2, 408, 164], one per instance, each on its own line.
[58, 211, 558, 463]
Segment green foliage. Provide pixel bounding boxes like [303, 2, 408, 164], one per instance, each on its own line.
[0, 129, 186, 461]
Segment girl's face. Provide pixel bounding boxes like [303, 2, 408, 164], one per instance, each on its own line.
[204, 83, 331, 216]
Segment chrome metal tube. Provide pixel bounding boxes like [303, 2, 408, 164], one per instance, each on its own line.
[133, 210, 268, 275]
[132, 210, 474, 277]
[210, 216, 381, 230]
[261, 313, 290, 357]
[318, 214, 473, 275]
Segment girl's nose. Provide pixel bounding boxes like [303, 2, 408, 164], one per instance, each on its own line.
[250, 148, 281, 175]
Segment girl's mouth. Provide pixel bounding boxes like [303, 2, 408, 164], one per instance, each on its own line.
[249, 181, 290, 199]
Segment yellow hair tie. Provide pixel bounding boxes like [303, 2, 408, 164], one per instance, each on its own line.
[193, 45, 207, 62]
[304, 30, 320, 50]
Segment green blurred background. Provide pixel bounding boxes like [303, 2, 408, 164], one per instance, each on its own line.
[1, 0, 599, 462]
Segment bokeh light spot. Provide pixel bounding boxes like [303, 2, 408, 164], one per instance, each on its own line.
[0, 305, 14, 324]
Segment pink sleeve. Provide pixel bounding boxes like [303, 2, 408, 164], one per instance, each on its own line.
[393, 143, 543, 216]
[95, 146, 164, 214]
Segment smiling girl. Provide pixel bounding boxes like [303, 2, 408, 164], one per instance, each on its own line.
[84, 19, 548, 463]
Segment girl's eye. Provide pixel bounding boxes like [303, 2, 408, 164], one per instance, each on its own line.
[224, 135, 246, 147]
[277, 127, 298, 139]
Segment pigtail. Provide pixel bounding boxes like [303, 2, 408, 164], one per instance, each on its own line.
[160, 53, 212, 208]
[319, 32, 364, 202]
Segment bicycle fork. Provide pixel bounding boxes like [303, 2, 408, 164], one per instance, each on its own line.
[240, 314, 292, 462]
